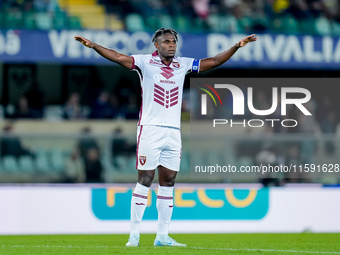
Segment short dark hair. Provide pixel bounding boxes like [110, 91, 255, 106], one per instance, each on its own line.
[152, 28, 178, 43]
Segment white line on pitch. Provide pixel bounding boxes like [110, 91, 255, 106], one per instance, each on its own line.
[191, 246, 340, 254]
[0, 245, 339, 254]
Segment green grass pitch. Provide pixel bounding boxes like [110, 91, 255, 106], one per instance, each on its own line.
[0, 233, 339, 255]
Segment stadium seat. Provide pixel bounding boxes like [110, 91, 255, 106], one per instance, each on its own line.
[175, 16, 190, 33]
[54, 12, 68, 30]
[126, 156, 136, 172]
[50, 149, 64, 172]
[18, 156, 35, 172]
[5, 11, 23, 29]
[125, 13, 145, 32]
[238, 16, 253, 34]
[299, 18, 316, 35]
[68, 16, 82, 29]
[180, 151, 190, 172]
[315, 16, 332, 35]
[23, 12, 36, 30]
[36, 153, 50, 172]
[159, 15, 173, 29]
[145, 16, 160, 32]
[207, 14, 220, 32]
[282, 15, 299, 34]
[2, 156, 19, 172]
[190, 150, 205, 167]
[35, 13, 53, 30]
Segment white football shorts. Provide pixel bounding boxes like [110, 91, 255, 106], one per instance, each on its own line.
[136, 125, 182, 171]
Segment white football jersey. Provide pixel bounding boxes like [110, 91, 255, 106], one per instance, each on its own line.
[131, 51, 200, 128]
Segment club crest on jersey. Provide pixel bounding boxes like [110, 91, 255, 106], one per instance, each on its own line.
[172, 62, 180, 68]
[139, 156, 147, 166]
[153, 84, 179, 108]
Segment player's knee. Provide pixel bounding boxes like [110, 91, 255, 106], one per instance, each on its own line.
[160, 178, 175, 187]
[138, 174, 154, 187]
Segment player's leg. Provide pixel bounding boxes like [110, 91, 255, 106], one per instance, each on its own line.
[154, 127, 186, 246]
[154, 166, 185, 246]
[126, 170, 155, 247]
[127, 125, 161, 247]
[156, 166, 177, 235]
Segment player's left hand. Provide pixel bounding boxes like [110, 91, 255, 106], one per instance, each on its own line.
[238, 34, 257, 47]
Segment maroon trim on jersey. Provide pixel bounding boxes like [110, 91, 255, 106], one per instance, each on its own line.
[152, 50, 178, 67]
[133, 193, 148, 199]
[157, 195, 173, 200]
[154, 84, 165, 92]
[170, 96, 178, 102]
[154, 93, 163, 101]
[170, 101, 178, 107]
[170, 87, 178, 93]
[131, 56, 135, 70]
[154, 98, 164, 106]
[138, 88, 143, 125]
[136, 125, 143, 169]
[170, 91, 178, 98]
[154, 88, 165, 97]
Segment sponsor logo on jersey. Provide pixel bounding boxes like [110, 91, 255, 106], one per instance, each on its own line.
[139, 156, 147, 166]
[149, 59, 163, 66]
[160, 80, 175, 84]
[153, 84, 179, 108]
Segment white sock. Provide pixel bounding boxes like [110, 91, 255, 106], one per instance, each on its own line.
[130, 182, 149, 235]
[156, 185, 174, 236]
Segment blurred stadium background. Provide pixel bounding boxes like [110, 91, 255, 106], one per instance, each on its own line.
[0, 0, 340, 238]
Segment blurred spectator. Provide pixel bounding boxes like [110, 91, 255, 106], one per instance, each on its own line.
[99, 0, 132, 19]
[0, 123, 35, 158]
[296, 100, 320, 163]
[122, 94, 139, 119]
[6, 95, 41, 119]
[33, 0, 55, 13]
[77, 127, 100, 160]
[84, 148, 103, 183]
[64, 149, 86, 183]
[110, 94, 125, 119]
[63, 92, 86, 120]
[112, 127, 136, 155]
[24, 80, 45, 118]
[320, 111, 337, 155]
[192, 0, 210, 19]
[283, 143, 309, 183]
[90, 91, 115, 119]
[255, 142, 281, 186]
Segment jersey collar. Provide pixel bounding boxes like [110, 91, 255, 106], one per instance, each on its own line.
[152, 50, 179, 67]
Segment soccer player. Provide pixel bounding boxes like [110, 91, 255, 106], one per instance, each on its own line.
[75, 28, 256, 247]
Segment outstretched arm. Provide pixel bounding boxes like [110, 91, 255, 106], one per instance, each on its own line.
[75, 36, 134, 70]
[199, 34, 257, 72]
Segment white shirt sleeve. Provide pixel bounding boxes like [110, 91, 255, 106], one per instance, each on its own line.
[131, 55, 144, 70]
[180, 57, 200, 74]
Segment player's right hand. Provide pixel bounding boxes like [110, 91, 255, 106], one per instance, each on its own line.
[75, 36, 94, 48]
